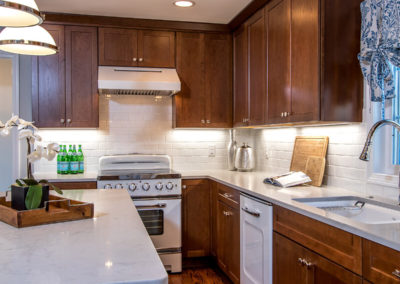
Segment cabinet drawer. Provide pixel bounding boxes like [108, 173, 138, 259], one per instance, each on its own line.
[217, 183, 239, 208]
[273, 205, 362, 274]
[363, 239, 400, 283]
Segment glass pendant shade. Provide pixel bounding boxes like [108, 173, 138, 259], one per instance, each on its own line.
[0, 0, 43, 27]
[0, 26, 57, 55]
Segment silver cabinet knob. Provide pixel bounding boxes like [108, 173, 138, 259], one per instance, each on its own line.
[284, 112, 288, 117]
[139, 58, 143, 62]
[166, 182, 174, 190]
[60, 118, 65, 124]
[281, 112, 284, 118]
[133, 57, 137, 62]
[182, 185, 187, 189]
[206, 120, 210, 124]
[142, 183, 150, 191]
[201, 119, 205, 124]
[67, 118, 72, 124]
[155, 182, 163, 191]
[128, 183, 137, 191]
[115, 183, 123, 189]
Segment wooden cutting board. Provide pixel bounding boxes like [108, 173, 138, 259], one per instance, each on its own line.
[290, 136, 329, 186]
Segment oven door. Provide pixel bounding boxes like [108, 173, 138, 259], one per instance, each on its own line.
[133, 197, 181, 250]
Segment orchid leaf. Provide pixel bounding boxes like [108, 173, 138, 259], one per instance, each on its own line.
[25, 185, 43, 210]
[22, 179, 39, 186]
[15, 179, 24, 187]
[50, 184, 62, 195]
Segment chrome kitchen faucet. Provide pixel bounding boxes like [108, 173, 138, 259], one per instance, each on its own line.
[359, 119, 400, 205]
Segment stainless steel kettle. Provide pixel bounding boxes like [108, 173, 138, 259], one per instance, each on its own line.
[234, 143, 255, 172]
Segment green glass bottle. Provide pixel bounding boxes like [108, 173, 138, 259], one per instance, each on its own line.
[78, 145, 84, 174]
[60, 145, 69, 175]
[57, 145, 62, 174]
[70, 145, 79, 174]
[67, 145, 73, 174]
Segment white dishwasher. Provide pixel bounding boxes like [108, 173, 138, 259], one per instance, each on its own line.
[240, 193, 273, 284]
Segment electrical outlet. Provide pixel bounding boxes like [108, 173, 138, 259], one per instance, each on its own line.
[208, 144, 216, 157]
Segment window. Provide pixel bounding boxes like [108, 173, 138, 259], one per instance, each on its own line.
[371, 65, 400, 180]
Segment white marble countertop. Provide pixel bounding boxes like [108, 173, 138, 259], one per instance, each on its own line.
[0, 190, 168, 284]
[181, 170, 400, 252]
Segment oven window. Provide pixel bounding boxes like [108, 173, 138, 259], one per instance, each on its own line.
[138, 209, 164, 235]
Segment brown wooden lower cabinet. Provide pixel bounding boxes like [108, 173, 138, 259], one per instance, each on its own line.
[51, 181, 97, 190]
[363, 239, 400, 284]
[274, 232, 363, 284]
[182, 179, 211, 258]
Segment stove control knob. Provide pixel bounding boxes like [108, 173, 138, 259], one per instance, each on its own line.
[104, 184, 112, 190]
[128, 183, 137, 191]
[155, 182, 163, 191]
[115, 183, 123, 189]
[166, 182, 174, 190]
[142, 183, 150, 191]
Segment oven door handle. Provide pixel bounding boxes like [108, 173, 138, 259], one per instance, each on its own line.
[136, 203, 167, 209]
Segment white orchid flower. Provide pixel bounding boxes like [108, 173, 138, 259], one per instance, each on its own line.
[5, 115, 19, 128]
[18, 129, 34, 140]
[27, 150, 42, 162]
[46, 149, 57, 161]
[0, 128, 10, 137]
[0, 121, 4, 128]
[18, 118, 38, 131]
[47, 143, 60, 152]
[33, 133, 42, 142]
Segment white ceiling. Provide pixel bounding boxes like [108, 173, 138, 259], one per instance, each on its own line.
[36, 0, 252, 24]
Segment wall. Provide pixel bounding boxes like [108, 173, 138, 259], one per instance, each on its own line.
[34, 95, 228, 173]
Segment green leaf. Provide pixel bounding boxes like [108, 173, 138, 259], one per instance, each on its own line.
[38, 179, 48, 184]
[49, 183, 63, 195]
[25, 185, 43, 210]
[22, 179, 39, 186]
[15, 179, 24, 187]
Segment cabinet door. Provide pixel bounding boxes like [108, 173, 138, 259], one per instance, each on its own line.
[233, 25, 249, 127]
[204, 33, 232, 128]
[216, 199, 229, 273]
[174, 32, 206, 127]
[274, 232, 308, 284]
[32, 24, 66, 128]
[137, 30, 175, 68]
[210, 181, 218, 258]
[247, 9, 266, 126]
[65, 26, 98, 128]
[225, 205, 240, 284]
[98, 28, 137, 67]
[265, 0, 291, 124]
[290, 0, 319, 122]
[182, 179, 211, 258]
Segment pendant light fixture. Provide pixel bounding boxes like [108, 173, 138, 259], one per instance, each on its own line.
[0, 26, 57, 55]
[0, 0, 43, 27]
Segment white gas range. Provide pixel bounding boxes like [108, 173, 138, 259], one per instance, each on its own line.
[97, 154, 182, 273]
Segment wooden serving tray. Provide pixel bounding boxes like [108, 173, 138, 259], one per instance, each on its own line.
[0, 195, 94, 228]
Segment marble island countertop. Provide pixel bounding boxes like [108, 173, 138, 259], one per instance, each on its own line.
[0, 190, 168, 284]
[34, 169, 400, 251]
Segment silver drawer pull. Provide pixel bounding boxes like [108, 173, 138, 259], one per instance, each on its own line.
[136, 203, 167, 209]
[393, 269, 400, 279]
[241, 207, 260, 217]
[223, 193, 233, 198]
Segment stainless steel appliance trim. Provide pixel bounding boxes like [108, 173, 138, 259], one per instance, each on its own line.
[157, 247, 182, 255]
[240, 193, 273, 206]
[132, 195, 181, 201]
[135, 203, 167, 209]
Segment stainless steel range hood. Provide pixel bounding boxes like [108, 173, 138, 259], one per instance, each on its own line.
[98, 66, 181, 96]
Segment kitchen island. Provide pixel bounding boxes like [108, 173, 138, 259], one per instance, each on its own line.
[0, 190, 168, 284]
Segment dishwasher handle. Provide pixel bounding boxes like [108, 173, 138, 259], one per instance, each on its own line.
[241, 207, 261, 217]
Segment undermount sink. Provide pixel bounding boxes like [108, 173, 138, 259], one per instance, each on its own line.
[292, 196, 400, 225]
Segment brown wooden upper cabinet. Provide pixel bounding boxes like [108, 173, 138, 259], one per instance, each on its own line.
[32, 25, 98, 128]
[99, 28, 175, 68]
[174, 32, 232, 128]
[234, 0, 363, 126]
[233, 10, 266, 127]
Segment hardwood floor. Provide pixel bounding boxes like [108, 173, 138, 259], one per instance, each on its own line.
[168, 267, 232, 284]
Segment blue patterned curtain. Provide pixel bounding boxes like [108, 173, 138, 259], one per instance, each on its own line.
[359, 0, 400, 102]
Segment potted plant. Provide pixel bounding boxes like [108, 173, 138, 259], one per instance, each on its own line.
[0, 115, 62, 210]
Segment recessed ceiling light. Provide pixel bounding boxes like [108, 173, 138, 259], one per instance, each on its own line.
[173, 1, 195, 8]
